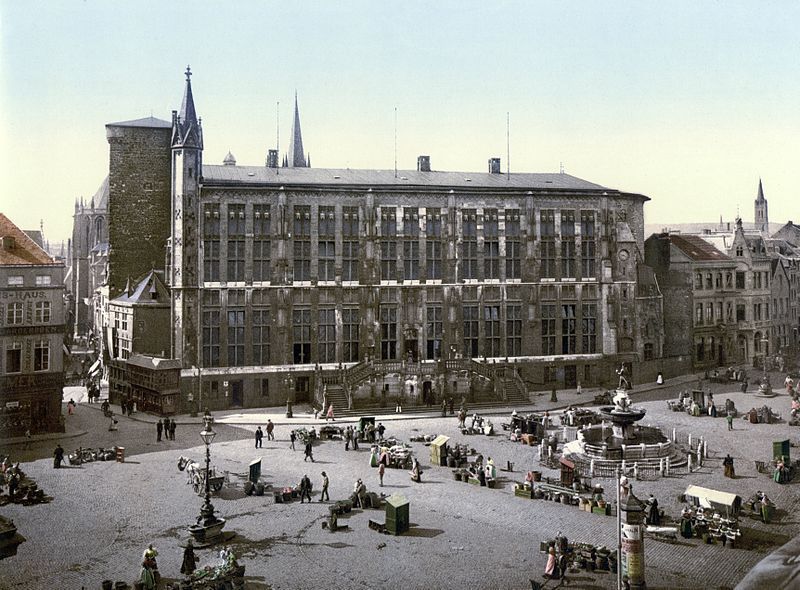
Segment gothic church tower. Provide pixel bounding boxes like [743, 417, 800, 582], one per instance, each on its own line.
[170, 66, 203, 366]
[754, 178, 769, 234]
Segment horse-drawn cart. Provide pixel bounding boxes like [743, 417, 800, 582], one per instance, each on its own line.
[178, 456, 229, 496]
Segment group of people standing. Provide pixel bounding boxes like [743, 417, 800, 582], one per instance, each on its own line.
[156, 418, 177, 442]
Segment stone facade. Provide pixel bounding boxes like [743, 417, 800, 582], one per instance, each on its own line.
[104, 70, 666, 412]
[0, 214, 66, 435]
[106, 117, 172, 299]
[645, 233, 740, 370]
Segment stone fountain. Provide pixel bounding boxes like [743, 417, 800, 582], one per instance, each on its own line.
[562, 368, 686, 471]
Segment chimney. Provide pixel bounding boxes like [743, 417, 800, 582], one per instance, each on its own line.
[266, 149, 279, 168]
[417, 155, 431, 172]
[488, 157, 501, 174]
[1, 236, 15, 250]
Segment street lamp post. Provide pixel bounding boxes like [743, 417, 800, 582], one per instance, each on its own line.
[188, 415, 226, 544]
[285, 374, 294, 418]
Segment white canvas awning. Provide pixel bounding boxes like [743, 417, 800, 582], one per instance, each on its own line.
[684, 485, 741, 510]
[88, 358, 102, 376]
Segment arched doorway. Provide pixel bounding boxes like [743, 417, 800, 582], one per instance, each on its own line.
[737, 335, 748, 364]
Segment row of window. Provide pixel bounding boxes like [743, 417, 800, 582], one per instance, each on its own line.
[201, 236, 596, 284]
[5, 275, 52, 287]
[198, 302, 600, 367]
[4, 340, 50, 373]
[3, 302, 52, 325]
[694, 271, 769, 291]
[694, 299, 796, 326]
[203, 205, 597, 239]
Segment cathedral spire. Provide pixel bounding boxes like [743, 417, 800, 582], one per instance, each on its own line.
[754, 177, 769, 234]
[287, 92, 307, 167]
[172, 65, 203, 149]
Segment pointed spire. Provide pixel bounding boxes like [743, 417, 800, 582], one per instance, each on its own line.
[287, 92, 307, 167]
[172, 65, 203, 149]
[756, 178, 765, 202]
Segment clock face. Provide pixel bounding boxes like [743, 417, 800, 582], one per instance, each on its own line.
[618, 249, 630, 261]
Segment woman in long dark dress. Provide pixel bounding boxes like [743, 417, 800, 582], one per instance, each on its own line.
[181, 539, 198, 575]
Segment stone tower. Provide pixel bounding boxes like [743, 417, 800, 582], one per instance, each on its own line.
[170, 65, 203, 366]
[287, 92, 308, 168]
[105, 116, 172, 298]
[754, 178, 769, 234]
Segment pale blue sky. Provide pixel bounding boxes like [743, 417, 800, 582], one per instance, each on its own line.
[2, 1, 799, 242]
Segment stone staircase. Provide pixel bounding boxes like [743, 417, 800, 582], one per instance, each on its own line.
[503, 378, 530, 406]
[324, 383, 349, 413]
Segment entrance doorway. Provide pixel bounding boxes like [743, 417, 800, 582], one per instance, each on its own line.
[295, 376, 310, 402]
[422, 380, 433, 406]
[564, 365, 577, 388]
[230, 380, 243, 407]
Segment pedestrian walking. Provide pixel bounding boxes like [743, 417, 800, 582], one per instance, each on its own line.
[378, 462, 385, 486]
[67, 398, 76, 415]
[53, 444, 64, 468]
[290, 430, 297, 450]
[266, 419, 275, 441]
[377, 422, 386, 439]
[448, 397, 454, 415]
[109, 412, 118, 431]
[441, 399, 447, 417]
[304, 440, 315, 462]
[723, 454, 735, 478]
[169, 419, 176, 441]
[320, 471, 330, 501]
[352, 428, 359, 451]
[726, 411, 734, 431]
[156, 419, 163, 442]
[24, 428, 31, 450]
[326, 404, 335, 422]
[180, 539, 198, 575]
[299, 474, 312, 503]
[255, 426, 263, 448]
[344, 426, 352, 451]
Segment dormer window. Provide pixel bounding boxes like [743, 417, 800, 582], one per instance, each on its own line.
[736, 246, 743, 257]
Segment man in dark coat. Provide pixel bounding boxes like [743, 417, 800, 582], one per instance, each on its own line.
[266, 419, 275, 441]
[53, 444, 64, 468]
[169, 419, 176, 441]
[299, 474, 312, 503]
[304, 441, 314, 462]
[255, 426, 264, 448]
[156, 419, 163, 442]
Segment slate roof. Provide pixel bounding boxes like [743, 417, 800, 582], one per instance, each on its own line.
[23, 230, 44, 248]
[106, 116, 171, 129]
[0, 213, 56, 265]
[127, 354, 182, 370]
[110, 270, 169, 305]
[202, 165, 628, 193]
[91, 176, 110, 210]
[669, 234, 730, 262]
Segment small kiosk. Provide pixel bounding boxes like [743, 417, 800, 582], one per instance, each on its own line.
[429, 435, 450, 466]
[385, 494, 409, 536]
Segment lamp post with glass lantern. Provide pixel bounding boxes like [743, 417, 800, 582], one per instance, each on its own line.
[188, 414, 226, 543]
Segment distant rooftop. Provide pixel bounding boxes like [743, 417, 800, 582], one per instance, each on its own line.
[106, 116, 172, 129]
[0, 213, 56, 266]
[202, 165, 637, 194]
[668, 233, 730, 262]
